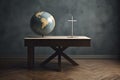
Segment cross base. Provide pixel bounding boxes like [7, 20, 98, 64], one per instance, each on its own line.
[41, 46, 79, 71]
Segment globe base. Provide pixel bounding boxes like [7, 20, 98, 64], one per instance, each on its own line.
[41, 34, 44, 37]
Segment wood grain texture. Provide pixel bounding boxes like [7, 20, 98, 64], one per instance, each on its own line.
[0, 59, 120, 80]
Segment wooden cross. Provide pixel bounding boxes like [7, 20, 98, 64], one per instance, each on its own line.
[68, 16, 77, 37]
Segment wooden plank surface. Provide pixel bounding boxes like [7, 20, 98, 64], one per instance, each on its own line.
[0, 60, 120, 80]
[24, 36, 91, 40]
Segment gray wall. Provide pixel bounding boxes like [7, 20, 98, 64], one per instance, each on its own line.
[0, 0, 120, 57]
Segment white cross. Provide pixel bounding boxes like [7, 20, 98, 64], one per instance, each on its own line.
[68, 16, 77, 37]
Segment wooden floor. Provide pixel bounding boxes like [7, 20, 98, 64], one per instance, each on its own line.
[0, 59, 120, 80]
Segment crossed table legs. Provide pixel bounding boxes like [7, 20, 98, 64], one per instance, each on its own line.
[41, 46, 79, 71]
[27, 46, 78, 71]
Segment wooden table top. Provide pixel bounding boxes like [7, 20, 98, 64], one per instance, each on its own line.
[24, 36, 91, 40]
[24, 36, 91, 47]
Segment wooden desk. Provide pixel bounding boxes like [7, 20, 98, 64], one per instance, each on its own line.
[24, 36, 91, 71]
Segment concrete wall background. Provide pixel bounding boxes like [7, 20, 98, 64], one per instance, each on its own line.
[0, 0, 119, 57]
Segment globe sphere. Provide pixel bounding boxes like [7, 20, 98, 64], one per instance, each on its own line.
[30, 11, 55, 35]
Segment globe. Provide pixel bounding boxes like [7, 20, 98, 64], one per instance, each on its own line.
[30, 11, 55, 36]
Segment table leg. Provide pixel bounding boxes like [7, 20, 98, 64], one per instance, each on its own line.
[41, 46, 78, 71]
[61, 52, 78, 65]
[41, 52, 58, 65]
[27, 46, 34, 69]
[58, 48, 61, 71]
[56, 46, 78, 66]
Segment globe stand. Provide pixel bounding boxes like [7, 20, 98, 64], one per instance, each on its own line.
[41, 34, 44, 37]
